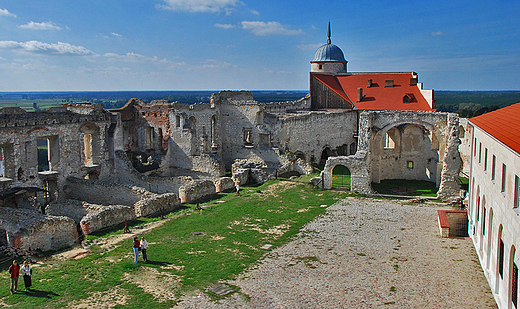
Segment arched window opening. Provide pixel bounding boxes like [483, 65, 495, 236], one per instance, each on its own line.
[331, 164, 351, 189]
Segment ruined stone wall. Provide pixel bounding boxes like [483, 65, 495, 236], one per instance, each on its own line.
[108, 150, 193, 194]
[458, 118, 472, 176]
[0, 104, 111, 202]
[0, 207, 76, 251]
[262, 95, 311, 114]
[179, 180, 216, 203]
[80, 204, 135, 235]
[214, 177, 235, 193]
[134, 193, 181, 217]
[64, 177, 153, 206]
[277, 110, 358, 163]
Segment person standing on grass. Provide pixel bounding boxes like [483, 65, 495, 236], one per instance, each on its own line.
[234, 178, 241, 196]
[132, 236, 140, 263]
[8, 260, 20, 294]
[20, 261, 32, 291]
[140, 236, 149, 262]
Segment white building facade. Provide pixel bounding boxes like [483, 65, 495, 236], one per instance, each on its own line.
[468, 102, 520, 308]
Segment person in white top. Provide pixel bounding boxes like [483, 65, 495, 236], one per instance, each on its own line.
[20, 260, 32, 291]
[140, 236, 149, 262]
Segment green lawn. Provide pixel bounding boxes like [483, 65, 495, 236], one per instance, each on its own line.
[1, 179, 349, 308]
[371, 179, 438, 197]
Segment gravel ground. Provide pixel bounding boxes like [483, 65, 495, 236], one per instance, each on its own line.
[174, 197, 497, 309]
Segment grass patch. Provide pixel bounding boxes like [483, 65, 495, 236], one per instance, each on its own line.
[1, 179, 348, 308]
[371, 179, 437, 197]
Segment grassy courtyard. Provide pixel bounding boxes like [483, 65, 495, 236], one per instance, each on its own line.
[1, 179, 349, 308]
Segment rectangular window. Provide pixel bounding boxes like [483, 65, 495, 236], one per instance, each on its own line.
[482, 207, 486, 235]
[502, 164, 507, 193]
[499, 238, 504, 278]
[484, 148, 488, 171]
[474, 138, 477, 156]
[37, 138, 50, 172]
[384, 132, 395, 149]
[479, 143, 482, 164]
[84, 134, 92, 165]
[513, 262, 518, 308]
[407, 161, 414, 169]
[515, 175, 520, 209]
[492, 155, 496, 181]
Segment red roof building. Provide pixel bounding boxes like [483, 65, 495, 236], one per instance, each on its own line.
[469, 102, 520, 155]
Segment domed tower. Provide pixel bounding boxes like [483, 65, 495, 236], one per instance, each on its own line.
[311, 22, 347, 74]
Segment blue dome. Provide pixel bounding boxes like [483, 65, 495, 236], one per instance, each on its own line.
[312, 43, 346, 62]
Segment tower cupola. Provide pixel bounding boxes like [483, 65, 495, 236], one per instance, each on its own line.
[311, 23, 347, 74]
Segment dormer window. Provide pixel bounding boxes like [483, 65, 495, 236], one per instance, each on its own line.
[403, 93, 416, 103]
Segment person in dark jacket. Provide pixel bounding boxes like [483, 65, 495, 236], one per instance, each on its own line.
[20, 260, 32, 291]
[133, 236, 140, 263]
[8, 260, 20, 294]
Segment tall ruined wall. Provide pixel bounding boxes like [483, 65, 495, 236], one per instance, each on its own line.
[277, 110, 358, 163]
[262, 95, 311, 114]
[0, 104, 111, 203]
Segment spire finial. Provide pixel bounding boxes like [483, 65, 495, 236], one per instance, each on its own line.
[327, 21, 331, 44]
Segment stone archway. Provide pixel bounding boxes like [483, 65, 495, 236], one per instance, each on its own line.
[320, 152, 373, 195]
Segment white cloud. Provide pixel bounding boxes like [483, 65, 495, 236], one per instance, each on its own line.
[104, 52, 169, 64]
[241, 21, 304, 36]
[111, 32, 122, 38]
[215, 23, 235, 29]
[251, 10, 259, 15]
[192, 59, 236, 70]
[157, 0, 240, 13]
[431, 31, 446, 36]
[0, 8, 16, 18]
[18, 21, 62, 30]
[0, 40, 95, 56]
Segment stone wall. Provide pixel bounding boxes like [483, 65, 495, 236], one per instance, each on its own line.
[64, 177, 152, 206]
[214, 177, 235, 193]
[46, 199, 136, 235]
[134, 193, 181, 217]
[0, 207, 76, 251]
[179, 180, 216, 203]
[80, 204, 135, 235]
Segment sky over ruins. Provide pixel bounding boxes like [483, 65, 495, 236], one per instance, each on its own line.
[0, 0, 518, 91]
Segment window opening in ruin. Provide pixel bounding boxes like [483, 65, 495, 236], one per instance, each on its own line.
[37, 138, 50, 172]
[407, 161, 414, 169]
[350, 142, 357, 155]
[84, 134, 93, 165]
[384, 132, 395, 149]
[331, 165, 351, 189]
[0, 147, 3, 177]
[515, 175, 520, 209]
[243, 128, 253, 146]
[0, 229, 7, 247]
[499, 238, 505, 278]
[492, 155, 496, 181]
[211, 115, 216, 146]
[459, 126, 465, 138]
[158, 128, 163, 151]
[176, 115, 181, 128]
[502, 164, 507, 193]
[145, 127, 156, 150]
[484, 148, 488, 171]
[513, 261, 518, 308]
[258, 133, 270, 148]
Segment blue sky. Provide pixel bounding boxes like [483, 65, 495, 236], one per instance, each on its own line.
[0, 0, 518, 91]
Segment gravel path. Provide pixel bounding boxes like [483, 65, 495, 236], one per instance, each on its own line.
[174, 197, 497, 308]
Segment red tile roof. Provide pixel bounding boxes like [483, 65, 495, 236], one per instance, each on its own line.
[469, 102, 520, 156]
[311, 72, 434, 111]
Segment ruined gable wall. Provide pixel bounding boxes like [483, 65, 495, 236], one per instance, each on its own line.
[0, 105, 110, 201]
[277, 110, 358, 163]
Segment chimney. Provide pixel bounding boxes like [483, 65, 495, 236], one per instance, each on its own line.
[410, 77, 417, 86]
[367, 79, 372, 88]
[385, 79, 394, 87]
[357, 87, 363, 102]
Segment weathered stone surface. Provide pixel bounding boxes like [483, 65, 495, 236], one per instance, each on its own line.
[134, 193, 181, 217]
[214, 177, 235, 193]
[80, 204, 135, 235]
[0, 207, 76, 251]
[179, 180, 216, 203]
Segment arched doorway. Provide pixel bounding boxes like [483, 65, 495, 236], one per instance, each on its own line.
[331, 164, 351, 189]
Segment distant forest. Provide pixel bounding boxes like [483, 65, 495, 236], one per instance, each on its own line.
[1, 90, 519, 118]
[434, 91, 520, 117]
